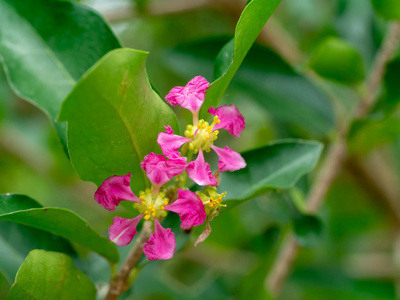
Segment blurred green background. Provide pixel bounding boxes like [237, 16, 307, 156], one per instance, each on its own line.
[1, 0, 400, 299]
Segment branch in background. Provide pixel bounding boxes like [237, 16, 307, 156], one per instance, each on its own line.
[105, 221, 153, 300]
[266, 22, 400, 296]
[343, 253, 395, 279]
[357, 24, 400, 117]
[345, 153, 400, 224]
[102, 0, 209, 22]
[259, 17, 305, 65]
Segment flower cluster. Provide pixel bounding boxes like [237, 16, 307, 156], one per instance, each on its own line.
[94, 76, 247, 261]
[158, 76, 246, 186]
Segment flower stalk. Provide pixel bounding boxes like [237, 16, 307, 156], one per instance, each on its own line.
[105, 221, 153, 300]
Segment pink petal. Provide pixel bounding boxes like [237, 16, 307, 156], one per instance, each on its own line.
[211, 145, 246, 172]
[165, 76, 209, 113]
[94, 173, 139, 211]
[157, 125, 191, 159]
[109, 215, 143, 246]
[208, 105, 245, 137]
[141, 153, 187, 187]
[165, 189, 206, 229]
[186, 149, 216, 186]
[143, 219, 176, 261]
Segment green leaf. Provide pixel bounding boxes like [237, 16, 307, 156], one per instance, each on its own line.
[0, 194, 119, 263]
[371, 0, 400, 20]
[7, 250, 96, 300]
[309, 37, 365, 85]
[167, 40, 334, 136]
[59, 49, 179, 191]
[200, 0, 281, 118]
[0, 0, 120, 149]
[220, 140, 323, 208]
[375, 58, 400, 114]
[0, 220, 76, 284]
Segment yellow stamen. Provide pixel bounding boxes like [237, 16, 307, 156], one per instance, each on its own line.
[151, 208, 156, 212]
[144, 210, 149, 214]
[141, 201, 146, 206]
[144, 215, 150, 220]
[163, 200, 169, 205]
[160, 206, 165, 210]
[151, 212, 156, 217]
[148, 204, 154, 209]
[205, 136, 210, 141]
[139, 195, 144, 200]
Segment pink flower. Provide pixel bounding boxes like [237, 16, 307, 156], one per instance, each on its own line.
[210, 145, 246, 172]
[143, 219, 176, 261]
[186, 149, 216, 186]
[141, 152, 187, 187]
[165, 189, 207, 229]
[157, 126, 191, 158]
[165, 76, 209, 113]
[160, 77, 247, 179]
[208, 105, 245, 137]
[100, 153, 206, 261]
[94, 173, 139, 211]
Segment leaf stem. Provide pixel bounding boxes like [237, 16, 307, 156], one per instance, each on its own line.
[104, 221, 153, 300]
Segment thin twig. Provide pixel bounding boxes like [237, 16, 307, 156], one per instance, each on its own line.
[266, 22, 400, 296]
[104, 221, 153, 300]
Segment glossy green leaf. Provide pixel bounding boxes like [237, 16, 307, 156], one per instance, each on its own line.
[309, 37, 365, 85]
[371, 0, 400, 20]
[0, 194, 119, 263]
[0, 220, 76, 284]
[59, 49, 179, 191]
[220, 140, 323, 208]
[7, 250, 96, 300]
[166, 40, 334, 136]
[200, 0, 281, 118]
[0, 0, 120, 149]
